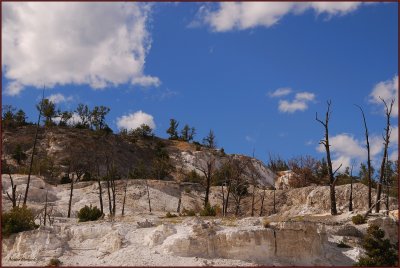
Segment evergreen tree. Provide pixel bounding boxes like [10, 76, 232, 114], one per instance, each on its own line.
[75, 103, 91, 128]
[2, 105, 16, 128]
[180, 124, 190, 141]
[12, 144, 27, 164]
[37, 99, 56, 126]
[14, 109, 27, 126]
[203, 129, 216, 149]
[91, 105, 110, 130]
[58, 111, 73, 126]
[166, 119, 179, 140]
[355, 225, 398, 266]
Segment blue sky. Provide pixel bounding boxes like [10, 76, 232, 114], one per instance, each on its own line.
[2, 2, 398, 173]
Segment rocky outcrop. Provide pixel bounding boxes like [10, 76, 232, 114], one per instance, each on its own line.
[146, 218, 358, 265]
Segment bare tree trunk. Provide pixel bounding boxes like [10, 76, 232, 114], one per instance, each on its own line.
[349, 164, 353, 212]
[259, 188, 266, 217]
[111, 178, 116, 216]
[122, 180, 128, 216]
[146, 179, 152, 213]
[96, 161, 103, 214]
[44, 190, 48, 226]
[24, 88, 44, 206]
[273, 187, 276, 214]
[221, 183, 225, 216]
[356, 105, 372, 209]
[316, 101, 340, 215]
[375, 98, 393, 213]
[67, 174, 74, 218]
[6, 169, 17, 208]
[251, 184, 256, 217]
[204, 174, 211, 208]
[224, 183, 231, 215]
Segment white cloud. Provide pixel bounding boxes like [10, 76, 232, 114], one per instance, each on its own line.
[369, 75, 398, 117]
[268, 87, 292, 98]
[53, 112, 81, 125]
[278, 91, 315, 113]
[279, 100, 307, 113]
[116, 110, 156, 131]
[316, 131, 398, 172]
[5, 81, 24, 96]
[2, 2, 160, 95]
[48, 93, 74, 104]
[295, 92, 315, 101]
[197, 2, 364, 32]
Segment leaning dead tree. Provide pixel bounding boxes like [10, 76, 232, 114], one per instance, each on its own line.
[355, 104, 372, 209]
[4, 161, 19, 208]
[375, 98, 394, 213]
[195, 153, 216, 209]
[23, 88, 45, 206]
[316, 100, 342, 216]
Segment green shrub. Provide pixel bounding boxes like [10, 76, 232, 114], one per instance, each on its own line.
[200, 203, 216, 217]
[337, 240, 351, 248]
[354, 224, 398, 266]
[60, 176, 71, 184]
[2, 206, 38, 237]
[165, 212, 178, 218]
[352, 214, 366, 225]
[182, 208, 196, 216]
[77, 205, 103, 222]
[48, 258, 61, 266]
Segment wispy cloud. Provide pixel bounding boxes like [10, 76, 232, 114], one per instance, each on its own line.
[194, 2, 364, 32]
[268, 87, 292, 98]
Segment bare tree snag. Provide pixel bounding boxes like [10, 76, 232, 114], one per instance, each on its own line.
[349, 163, 354, 212]
[316, 100, 338, 215]
[259, 186, 266, 217]
[195, 154, 216, 209]
[375, 98, 394, 213]
[23, 88, 44, 205]
[122, 179, 128, 216]
[44, 190, 48, 226]
[355, 104, 372, 209]
[67, 174, 75, 218]
[146, 178, 152, 213]
[5, 163, 17, 208]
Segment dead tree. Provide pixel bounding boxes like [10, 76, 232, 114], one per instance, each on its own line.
[95, 158, 104, 214]
[5, 162, 17, 208]
[67, 174, 75, 218]
[23, 88, 44, 205]
[145, 178, 152, 213]
[259, 186, 266, 216]
[121, 177, 128, 216]
[375, 98, 394, 213]
[44, 190, 48, 226]
[349, 163, 354, 212]
[316, 100, 341, 215]
[230, 159, 247, 216]
[355, 105, 372, 209]
[195, 153, 216, 209]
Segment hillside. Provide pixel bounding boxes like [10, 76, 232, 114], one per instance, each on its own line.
[2, 125, 275, 186]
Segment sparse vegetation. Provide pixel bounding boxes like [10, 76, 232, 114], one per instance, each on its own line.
[2, 206, 38, 237]
[181, 208, 196, 216]
[165, 212, 178, 218]
[352, 214, 366, 225]
[199, 203, 216, 216]
[77, 205, 103, 222]
[355, 225, 398, 266]
[48, 258, 62, 267]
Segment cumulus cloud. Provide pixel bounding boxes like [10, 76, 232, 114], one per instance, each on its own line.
[268, 87, 292, 98]
[53, 112, 81, 125]
[369, 75, 398, 117]
[316, 131, 398, 172]
[48, 93, 74, 104]
[2, 2, 160, 95]
[278, 91, 315, 113]
[196, 2, 363, 32]
[116, 110, 156, 131]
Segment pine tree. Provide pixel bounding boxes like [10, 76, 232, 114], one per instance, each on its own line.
[166, 119, 179, 140]
[355, 225, 398, 266]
